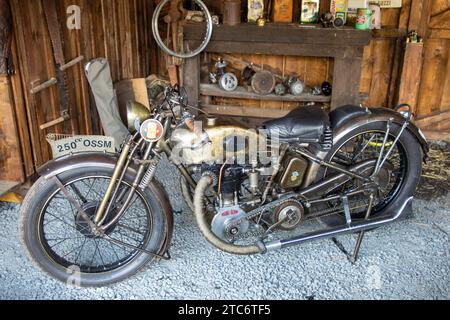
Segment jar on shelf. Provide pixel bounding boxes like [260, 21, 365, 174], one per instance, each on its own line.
[223, 0, 242, 26]
[248, 0, 264, 23]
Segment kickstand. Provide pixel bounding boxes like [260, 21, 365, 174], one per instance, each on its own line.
[332, 193, 375, 264]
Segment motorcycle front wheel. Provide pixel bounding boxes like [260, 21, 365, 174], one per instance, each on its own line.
[20, 166, 171, 287]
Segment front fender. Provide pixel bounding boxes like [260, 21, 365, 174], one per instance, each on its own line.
[334, 108, 429, 158]
[38, 152, 122, 179]
[37, 152, 174, 256]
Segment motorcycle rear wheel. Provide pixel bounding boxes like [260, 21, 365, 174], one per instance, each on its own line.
[20, 166, 170, 287]
[322, 121, 424, 219]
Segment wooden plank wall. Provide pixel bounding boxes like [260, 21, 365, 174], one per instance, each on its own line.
[2, 0, 449, 185]
[201, 0, 449, 138]
[7, 0, 157, 179]
[415, 0, 450, 136]
[202, 1, 409, 113]
[0, 75, 24, 184]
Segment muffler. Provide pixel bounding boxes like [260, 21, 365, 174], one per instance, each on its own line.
[261, 197, 413, 253]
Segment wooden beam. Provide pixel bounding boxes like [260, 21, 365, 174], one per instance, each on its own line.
[398, 0, 413, 31]
[397, 43, 424, 113]
[332, 57, 363, 109]
[183, 23, 372, 46]
[408, 0, 432, 37]
[429, 29, 450, 39]
[372, 28, 407, 39]
[202, 104, 292, 119]
[415, 109, 450, 127]
[422, 130, 450, 141]
[191, 40, 365, 58]
[429, 9, 450, 29]
[200, 84, 331, 103]
[183, 54, 200, 109]
[0, 0, 12, 75]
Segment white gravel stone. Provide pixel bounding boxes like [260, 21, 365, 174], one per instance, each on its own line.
[0, 158, 448, 300]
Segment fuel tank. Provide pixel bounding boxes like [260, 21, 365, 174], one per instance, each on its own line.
[170, 116, 269, 165]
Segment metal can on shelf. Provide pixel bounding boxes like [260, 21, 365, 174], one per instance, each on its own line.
[355, 8, 372, 30]
[223, 0, 241, 26]
[369, 3, 381, 30]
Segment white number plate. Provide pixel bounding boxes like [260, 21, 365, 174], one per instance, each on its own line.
[49, 136, 116, 159]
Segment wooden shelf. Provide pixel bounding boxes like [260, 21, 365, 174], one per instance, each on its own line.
[201, 104, 291, 119]
[200, 84, 331, 103]
[183, 23, 372, 46]
[183, 22, 370, 111]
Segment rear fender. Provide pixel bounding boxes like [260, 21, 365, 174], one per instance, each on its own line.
[333, 108, 429, 158]
[303, 107, 429, 187]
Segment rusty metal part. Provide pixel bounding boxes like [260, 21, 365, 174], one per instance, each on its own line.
[242, 65, 257, 84]
[261, 144, 288, 204]
[251, 70, 276, 95]
[152, 0, 213, 59]
[223, 0, 242, 26]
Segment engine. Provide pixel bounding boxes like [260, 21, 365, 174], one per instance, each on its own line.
[201, 152, 309, 241]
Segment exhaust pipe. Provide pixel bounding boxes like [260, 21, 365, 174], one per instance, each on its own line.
[261, 197, 414, 253]
[194, 175, 260, 255]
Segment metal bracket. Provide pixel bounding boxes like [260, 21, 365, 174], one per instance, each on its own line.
[333, 193, 375, 264]
[342, 195, 352, 226]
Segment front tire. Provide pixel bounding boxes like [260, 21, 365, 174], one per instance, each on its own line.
[20, 166, 171, 287]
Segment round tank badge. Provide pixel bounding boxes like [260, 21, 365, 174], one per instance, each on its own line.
[140, 119, 164, 143]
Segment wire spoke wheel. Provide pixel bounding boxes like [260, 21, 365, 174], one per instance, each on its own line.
[38, 176, 152, 273]
[152, 0, 213, 59]
[327, 130, 408, 217]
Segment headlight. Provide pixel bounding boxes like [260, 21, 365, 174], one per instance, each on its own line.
[126, 101, 151, 133]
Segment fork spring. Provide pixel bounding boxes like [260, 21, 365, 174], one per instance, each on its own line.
[139, 162, 157, 191]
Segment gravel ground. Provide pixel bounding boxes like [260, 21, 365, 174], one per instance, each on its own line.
[0, 158, 449, 300]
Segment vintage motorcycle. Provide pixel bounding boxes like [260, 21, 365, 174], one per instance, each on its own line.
[19, 0, 428, 287]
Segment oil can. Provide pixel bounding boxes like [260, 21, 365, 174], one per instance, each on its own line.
[273, 0, 293, 23]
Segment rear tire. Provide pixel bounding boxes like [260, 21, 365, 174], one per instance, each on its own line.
[323, 122, 423, 218]
[20, 166, 171, 287]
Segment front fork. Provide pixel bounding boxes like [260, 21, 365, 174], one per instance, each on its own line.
[93, 117, 195, 231]
[94, 134, 150, 229]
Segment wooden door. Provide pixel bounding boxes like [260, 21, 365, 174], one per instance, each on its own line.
[398, 0, 450, 140]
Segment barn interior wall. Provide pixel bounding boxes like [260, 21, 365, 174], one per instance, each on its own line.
[0, 0, 448, 184]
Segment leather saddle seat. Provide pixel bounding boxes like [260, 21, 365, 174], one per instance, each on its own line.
[263, 106, 331, 143]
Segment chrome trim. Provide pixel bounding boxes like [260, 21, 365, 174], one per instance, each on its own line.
[264, 241, 282, 253]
